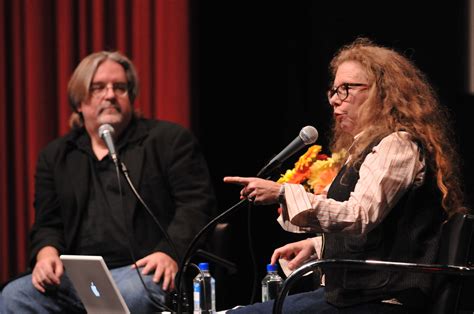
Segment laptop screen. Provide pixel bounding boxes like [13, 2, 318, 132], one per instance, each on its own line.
[60, 255, 130, 314]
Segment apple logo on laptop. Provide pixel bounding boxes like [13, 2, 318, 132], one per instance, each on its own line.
[90, 282, 101, 297]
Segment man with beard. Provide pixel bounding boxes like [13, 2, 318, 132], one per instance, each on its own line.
[2, 51, 216, 313]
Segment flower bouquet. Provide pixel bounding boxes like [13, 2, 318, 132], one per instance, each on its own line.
[277, 145, 346, 195]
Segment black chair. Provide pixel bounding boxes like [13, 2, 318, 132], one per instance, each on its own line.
[273, 213, 474, 314]
[195, 222, 237, 274]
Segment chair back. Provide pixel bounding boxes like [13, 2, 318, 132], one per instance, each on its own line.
[431, 213, 474, 314]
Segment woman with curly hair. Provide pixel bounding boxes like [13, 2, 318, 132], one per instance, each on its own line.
[224, 37, 466, 313]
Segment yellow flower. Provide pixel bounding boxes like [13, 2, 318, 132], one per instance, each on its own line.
[294, 145, 322, 172]
[277, 145, 346, 194]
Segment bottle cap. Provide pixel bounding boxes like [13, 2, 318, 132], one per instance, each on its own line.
[198, 262, 209, 271]
[267, 263, 278, 272]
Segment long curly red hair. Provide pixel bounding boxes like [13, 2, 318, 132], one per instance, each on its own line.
[329, 38, 465, 216]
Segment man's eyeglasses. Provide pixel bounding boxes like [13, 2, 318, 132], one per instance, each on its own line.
[89, 82, 129, 99]
[327, 83, 368, 102]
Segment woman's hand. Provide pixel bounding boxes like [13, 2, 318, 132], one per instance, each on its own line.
[223, 176, 281, 205]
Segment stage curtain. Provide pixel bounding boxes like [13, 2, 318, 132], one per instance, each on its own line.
[0, 0, 190, 283]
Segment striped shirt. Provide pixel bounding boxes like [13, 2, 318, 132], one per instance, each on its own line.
[277, 131, 426, 259]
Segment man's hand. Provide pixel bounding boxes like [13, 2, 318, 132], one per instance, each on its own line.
[132, 252, 178, 291]
[32, 246, 63, 293]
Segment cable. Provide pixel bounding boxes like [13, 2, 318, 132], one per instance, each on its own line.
[114, 161, 174, 312]
[246, 170, 276, 304]
[247, 202, 259, 304]
[175, 198, 248, 313]
[174, 159, 283, 312]
[120, 162, 180, 261]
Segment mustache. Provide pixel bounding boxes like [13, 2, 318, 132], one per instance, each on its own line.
[98, 102, 121, 115]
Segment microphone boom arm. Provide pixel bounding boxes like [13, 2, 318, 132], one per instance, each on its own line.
[175, 198, 248, 313]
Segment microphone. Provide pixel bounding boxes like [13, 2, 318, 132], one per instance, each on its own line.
[98, 124, 118, 164]
[176, 126, 318, 311]
[257, 125, 318, 178]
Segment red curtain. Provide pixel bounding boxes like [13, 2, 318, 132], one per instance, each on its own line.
[0, 0, 190, 283]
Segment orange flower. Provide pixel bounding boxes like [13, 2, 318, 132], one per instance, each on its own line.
[310, 167, 339, 195]
[277, 145, 346, 195]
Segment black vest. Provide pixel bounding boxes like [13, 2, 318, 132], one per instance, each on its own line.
[323, 140, 446, 308]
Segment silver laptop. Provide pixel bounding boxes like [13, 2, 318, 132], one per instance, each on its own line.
[60, 255, 130, 314]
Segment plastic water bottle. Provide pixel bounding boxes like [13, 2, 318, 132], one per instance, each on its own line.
[261, 263, 283, 302]
[193, 262, 216, 313]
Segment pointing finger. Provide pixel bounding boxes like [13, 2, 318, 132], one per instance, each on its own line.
[223, 176, 251, 185]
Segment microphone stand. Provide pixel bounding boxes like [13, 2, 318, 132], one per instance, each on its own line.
[175, 198, 248, 313]
[255, 158, 282, 178]
[174, 163, 278, 313]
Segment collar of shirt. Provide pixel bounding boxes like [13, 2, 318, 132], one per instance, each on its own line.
[67, 117, 148, 158]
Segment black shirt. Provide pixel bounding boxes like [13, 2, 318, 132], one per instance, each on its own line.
[73, 125, 137, 268]
[29, 117, 216, 270]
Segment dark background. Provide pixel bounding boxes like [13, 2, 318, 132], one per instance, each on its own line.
[188, 1, 474, 310]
